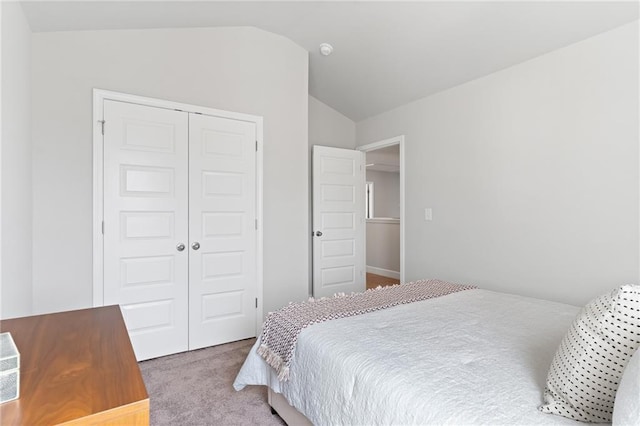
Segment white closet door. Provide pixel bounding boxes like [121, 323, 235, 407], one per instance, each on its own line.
[103, 100, 189, 361]
[188, 114, 258, 350]
[312, 145, 365, 298]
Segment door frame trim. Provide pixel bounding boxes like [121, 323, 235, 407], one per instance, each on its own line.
[92, 89, 264, 332]
[356, 135, 405, 285]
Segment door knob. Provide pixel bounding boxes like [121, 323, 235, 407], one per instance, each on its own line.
[315, 231, 323, 237]
[191, 242, 201, 250]
[176, 243, 185, 252]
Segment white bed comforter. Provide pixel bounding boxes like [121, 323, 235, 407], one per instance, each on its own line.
[234, 289, 600, 425]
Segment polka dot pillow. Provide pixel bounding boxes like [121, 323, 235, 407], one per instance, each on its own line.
[540, 285, 640, 422]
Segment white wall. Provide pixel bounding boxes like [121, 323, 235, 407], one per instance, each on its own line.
[308, 95, 356, 293]
[31, 27, 309, 316]
[366, 170, 400, 218]
[366, 220, 400, 277]
[1, 3, 33, 319]
[357, 21, 639, 306]
[309, 95, 356, 150]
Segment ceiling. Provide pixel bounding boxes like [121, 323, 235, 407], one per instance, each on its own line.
[21, 1, 639, 121]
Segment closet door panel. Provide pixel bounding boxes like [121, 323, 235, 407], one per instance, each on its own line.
[103, 100, 189, 361]
[188, 114, 257, 350]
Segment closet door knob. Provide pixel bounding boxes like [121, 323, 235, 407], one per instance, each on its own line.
[191, 242, 201, 250]
[176, 243, 185, 252]
[315, 231, 323, 237]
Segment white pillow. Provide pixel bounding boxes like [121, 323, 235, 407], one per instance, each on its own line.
[540, 285, 640, 422]
[612, 348, 640, 425]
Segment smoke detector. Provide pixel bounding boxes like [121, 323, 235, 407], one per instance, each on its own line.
[319, 43, 334, 56]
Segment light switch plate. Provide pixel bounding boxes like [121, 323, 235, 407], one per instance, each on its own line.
[424, 208, 433, 221]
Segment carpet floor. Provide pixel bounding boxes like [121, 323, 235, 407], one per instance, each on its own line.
[138, 338, 285, 425]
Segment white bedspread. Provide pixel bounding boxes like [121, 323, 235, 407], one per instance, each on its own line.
[234, 289, 603, 425]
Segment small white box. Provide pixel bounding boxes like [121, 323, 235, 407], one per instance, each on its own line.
[0, 332, 20, 404]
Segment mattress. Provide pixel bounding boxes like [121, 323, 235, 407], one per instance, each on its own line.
[234, 289, 603, 425]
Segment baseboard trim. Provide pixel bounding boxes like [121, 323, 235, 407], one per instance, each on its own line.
[366, 266, 400, 280]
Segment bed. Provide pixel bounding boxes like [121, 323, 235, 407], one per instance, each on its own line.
[233, 287, 612, 425]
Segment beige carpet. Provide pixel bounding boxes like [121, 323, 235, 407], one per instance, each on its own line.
[139, 338, 285, 425]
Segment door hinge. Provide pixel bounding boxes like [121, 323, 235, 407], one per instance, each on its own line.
[255, 219, 258, 230]
[255, 298, 258, 308]
[101, 221, 104, 234]
[98, 120, 105, 135]
[255, 140, 258, 151]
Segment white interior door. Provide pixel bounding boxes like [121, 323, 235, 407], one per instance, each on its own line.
[188, 114, 258, 350]
[103, 100, 189, 361]
[312, 145, 365, 298]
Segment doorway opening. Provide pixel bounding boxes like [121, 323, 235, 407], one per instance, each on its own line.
[357, 136, 405, 289]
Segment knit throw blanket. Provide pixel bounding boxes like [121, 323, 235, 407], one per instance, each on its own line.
[258, 279, 476, 381]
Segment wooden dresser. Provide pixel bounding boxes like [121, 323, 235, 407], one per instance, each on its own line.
[0, 306, 149, 425]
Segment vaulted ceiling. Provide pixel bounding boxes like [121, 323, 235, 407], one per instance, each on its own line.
[21, 1, 639, 121]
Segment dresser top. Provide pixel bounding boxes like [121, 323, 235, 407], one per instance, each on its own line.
[0, 305, 149, 424]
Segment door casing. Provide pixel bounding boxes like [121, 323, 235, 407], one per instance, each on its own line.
[92, 89, 264, 332]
